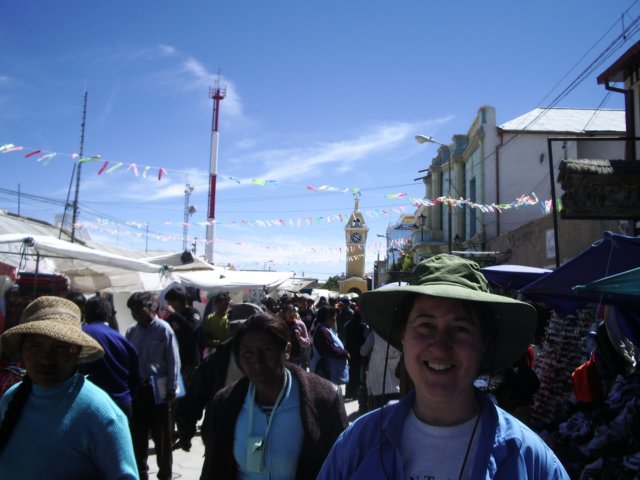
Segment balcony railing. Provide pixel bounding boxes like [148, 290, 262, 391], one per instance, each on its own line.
[412, 229, 444, 246]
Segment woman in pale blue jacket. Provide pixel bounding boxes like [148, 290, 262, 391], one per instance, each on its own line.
[318, 255, 569, 479]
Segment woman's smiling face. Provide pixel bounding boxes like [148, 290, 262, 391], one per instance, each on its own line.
[402, 295, 487, 417]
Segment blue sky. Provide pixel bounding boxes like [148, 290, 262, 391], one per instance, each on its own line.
[1, 0, 638, 281]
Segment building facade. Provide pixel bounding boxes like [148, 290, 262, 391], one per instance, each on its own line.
[412, 105, 626, 266]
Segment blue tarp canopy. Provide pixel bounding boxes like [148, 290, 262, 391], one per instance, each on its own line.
[573, 266, 640, 299]
[573, 267, 640, 347]
[519, 231, 640, 314]
[481, 264, 552, 291]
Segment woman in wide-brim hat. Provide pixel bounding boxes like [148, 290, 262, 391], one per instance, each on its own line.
[318, 254, 569, 479]
[0, 295, 138, 479]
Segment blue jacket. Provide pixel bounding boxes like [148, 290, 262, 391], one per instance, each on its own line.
[82, 322, 140, 410]
[318, 390, 569, 479]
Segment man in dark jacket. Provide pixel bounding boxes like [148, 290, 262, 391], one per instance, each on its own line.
[336, 297, 354, 340]
[81, 295, 140, 419]
[164, 285, 202, 386]
[343, 310, 369, 402]
[175, 303, 263, 451]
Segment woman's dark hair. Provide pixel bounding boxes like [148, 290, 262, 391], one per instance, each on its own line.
[232, 313, 290, 361]
[84, 296, 113, 324]
[282, 303, 296, 316]
[126, 291, 156, 310]
[65, 291, 87, 309]
[98, 292, 120, 331]
[0, 376, 32, 453]
[164, 286, 188, 305]
[214, 291, 231, 304]
[316, 306, 338, 324]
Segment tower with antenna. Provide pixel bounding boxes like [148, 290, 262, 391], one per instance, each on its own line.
[182, 184, 196, 251]
[205, 75, 226, 264]
[61, 90, 88, 243]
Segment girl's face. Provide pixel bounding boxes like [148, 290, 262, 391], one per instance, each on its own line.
[325, 311, 336, 327]
[402, 295, 487, 419]
[284, 307, 296, 322]
[21, 334, 80, 387]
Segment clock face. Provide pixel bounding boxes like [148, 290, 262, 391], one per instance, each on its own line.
[350, 232, 362, 243]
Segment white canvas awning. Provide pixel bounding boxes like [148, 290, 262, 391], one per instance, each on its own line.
[177, 268, 294, 292]
[0, 234, 164, 272]
[0, 234, 172, 292]
[0, 234, 294, 294]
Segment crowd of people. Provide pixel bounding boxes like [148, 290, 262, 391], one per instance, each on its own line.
[11, 253, 640, 478]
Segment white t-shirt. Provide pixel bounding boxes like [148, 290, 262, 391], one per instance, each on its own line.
[400, 409, 481, 480]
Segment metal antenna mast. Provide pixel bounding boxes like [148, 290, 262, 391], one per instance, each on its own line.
[205, 73, 226, 264]
[70, 90, 88, 243]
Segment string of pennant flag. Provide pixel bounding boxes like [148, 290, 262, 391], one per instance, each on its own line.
[76, 219, 413, 252]
[74, 192, 557, 234]
[2, 142, 559, 216]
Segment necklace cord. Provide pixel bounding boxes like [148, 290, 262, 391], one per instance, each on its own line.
[458, 406, 482, 480]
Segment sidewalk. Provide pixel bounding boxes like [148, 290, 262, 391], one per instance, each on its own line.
[148, 399, 361, 480]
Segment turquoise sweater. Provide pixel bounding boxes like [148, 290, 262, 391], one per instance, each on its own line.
[0, 372, 138, 479]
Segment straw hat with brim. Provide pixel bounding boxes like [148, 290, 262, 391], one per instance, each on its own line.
[0, 296, 104, 363]
[360, 254, 537, 373]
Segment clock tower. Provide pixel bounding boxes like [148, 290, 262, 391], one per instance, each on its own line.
[340, 192, 369, 295]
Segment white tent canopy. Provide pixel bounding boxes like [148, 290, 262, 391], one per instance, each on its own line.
[0, 234, 173, 292]
[0, 234, 164, 272]
[177, 268, 294, 292]
[0, 234, 294, 294]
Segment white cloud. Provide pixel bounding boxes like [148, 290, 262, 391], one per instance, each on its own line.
[213, 230, 344, 270]
[228, 116, 455, 183]
[91, 44, 246, 122]
[157, 44, 177, 56]
[177, 57, 244, 119]
[97, 85, 120, 126]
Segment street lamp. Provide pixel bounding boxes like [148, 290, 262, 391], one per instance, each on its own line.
[415, 134, 452, 254]
[416, 211, 427, 244]
[388, 246, 400, 285]
[183, 184, 196, 251]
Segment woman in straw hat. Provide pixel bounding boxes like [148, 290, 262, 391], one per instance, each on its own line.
[318, 254, 569, 479]
[0, 296, 138, 479]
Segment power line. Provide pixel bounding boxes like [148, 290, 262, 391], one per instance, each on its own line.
[464, 9, 640, 198]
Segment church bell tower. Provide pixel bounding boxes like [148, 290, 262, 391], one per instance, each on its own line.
[340, 192, 369, 295]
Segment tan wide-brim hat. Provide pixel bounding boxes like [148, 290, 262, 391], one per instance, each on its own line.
[1, 296, 104, 363]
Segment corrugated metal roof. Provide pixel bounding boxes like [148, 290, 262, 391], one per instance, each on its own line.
[499, 108, 625, 133]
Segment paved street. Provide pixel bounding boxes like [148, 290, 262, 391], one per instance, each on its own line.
[148, 398, 360, 480]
